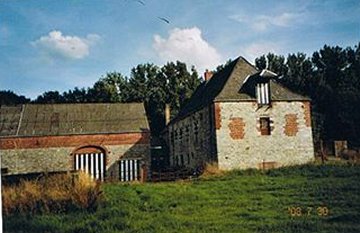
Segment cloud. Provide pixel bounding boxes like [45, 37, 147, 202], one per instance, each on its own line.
[230, 12, 300, 32]
[32, 30, 101, 59]
[153, 27, 222, 72]
[240, 42, 280, 62]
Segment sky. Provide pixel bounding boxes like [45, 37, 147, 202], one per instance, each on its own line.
[0, 0, 359, 99]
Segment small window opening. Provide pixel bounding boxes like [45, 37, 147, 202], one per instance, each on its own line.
[260, 117, 271, 135]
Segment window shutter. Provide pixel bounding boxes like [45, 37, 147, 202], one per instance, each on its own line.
[256, 82, 270, 105]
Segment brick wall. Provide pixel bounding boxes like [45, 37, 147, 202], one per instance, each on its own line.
[284, 114, 299, 136]
[0, 133, 150, 149]
[303, 101, 311, 127]
[228, 117, 245, 140]
[214, 103, 222, 130]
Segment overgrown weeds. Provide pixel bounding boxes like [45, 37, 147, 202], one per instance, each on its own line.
[200, 163, 225, 178]
[2, 172, 102, 216]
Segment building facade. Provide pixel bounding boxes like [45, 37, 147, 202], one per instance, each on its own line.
[166, 57, 314, 170]
[0, 103, 150, 181]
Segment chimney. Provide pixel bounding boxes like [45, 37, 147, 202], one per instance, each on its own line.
[204, 69, 213, 82]
[165, 104, 171, 125]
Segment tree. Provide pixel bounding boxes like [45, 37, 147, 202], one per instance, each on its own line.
[34, 91, 64, 104]
[128, 62, 201, 135]
[63, 87, 88, 103]
[87, 72, 129, 103]
[214, 59, 233, 74]
[282, 53, 313, 95]
[0, 90, 30, 105]
[255, 56, 266, 70]
[128, 63, 164, 135]
[162, 62, 201, 116]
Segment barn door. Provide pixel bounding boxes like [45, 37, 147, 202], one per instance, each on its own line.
[74, 153, 106, 181]
[119, 159, 141, 182]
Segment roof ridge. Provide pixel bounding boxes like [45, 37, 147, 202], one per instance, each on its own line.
[237, 56, 259, 71]
[169, 57, 241, 124]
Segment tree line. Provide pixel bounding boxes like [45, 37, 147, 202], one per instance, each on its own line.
[1, 43, 359, 146]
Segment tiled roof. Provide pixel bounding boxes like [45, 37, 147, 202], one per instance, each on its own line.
[0, 103, 149, 137]
[171, 56, 309, 123]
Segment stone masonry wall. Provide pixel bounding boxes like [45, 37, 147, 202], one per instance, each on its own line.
[0, 133, 150, 179]
[168, 105, 216, 169]
[107, 144, 150, 179]
[216, 101, 314, 170]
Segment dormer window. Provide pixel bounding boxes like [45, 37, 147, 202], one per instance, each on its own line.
[256, 82, 270, 106]
[241, 69, 276, 106]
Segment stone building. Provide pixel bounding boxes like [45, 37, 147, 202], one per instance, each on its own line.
[0, 103, 150, 181]
[165, 56, 314, 170]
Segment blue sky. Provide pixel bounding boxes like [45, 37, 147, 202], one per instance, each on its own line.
[0, 0, 359, 99]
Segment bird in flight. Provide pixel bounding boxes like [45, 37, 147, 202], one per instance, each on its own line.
[133, 0, 145, 5]
[158, 17, 170, 24]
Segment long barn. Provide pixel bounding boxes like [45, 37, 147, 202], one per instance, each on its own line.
[0, 103, 150, 181]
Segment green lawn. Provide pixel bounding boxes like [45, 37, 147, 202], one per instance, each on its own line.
[4, 163, 360, 233]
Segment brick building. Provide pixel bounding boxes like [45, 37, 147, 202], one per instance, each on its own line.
[0, 103, 150, 181]
[165, 56, 314, 170]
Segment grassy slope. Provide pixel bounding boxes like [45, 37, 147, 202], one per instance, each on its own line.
[4, 163, 360, 233]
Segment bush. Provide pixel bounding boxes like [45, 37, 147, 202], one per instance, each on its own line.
[2, 172, 102, 216]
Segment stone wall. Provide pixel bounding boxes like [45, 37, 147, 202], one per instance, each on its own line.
[0, 133, 150, 179]
[168, 106, 217, 169]
[1, 147, 72, 175]
[107, 144, 150, 179]
[215, 101, 314, 170]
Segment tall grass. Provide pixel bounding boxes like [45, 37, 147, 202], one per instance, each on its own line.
[2, 172, 101, 215]
[200, 162, 225, 178]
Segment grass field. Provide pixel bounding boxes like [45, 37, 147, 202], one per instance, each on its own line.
[3, 163, 360, 233]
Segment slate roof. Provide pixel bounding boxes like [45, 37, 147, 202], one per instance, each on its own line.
[172, 56, 309, 123]
[0, 103, 149, 137]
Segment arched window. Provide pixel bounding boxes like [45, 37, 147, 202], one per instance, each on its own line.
[71, 145, 107, 181]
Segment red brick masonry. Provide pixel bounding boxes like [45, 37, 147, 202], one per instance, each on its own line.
[0, 132, 150, 150]
[228, 117, 245, 140]
[214, 103, 222, 130]
[284, 114, 298, 136]
[303, 101, 311, 127]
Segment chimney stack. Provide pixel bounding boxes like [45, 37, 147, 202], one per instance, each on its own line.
[165, 104, 171, 125]
[204, 70, 213, 82]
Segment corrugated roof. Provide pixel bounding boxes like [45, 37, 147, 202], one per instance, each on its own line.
[0, 103, 149, 137]
[170, 56, 309, 124]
